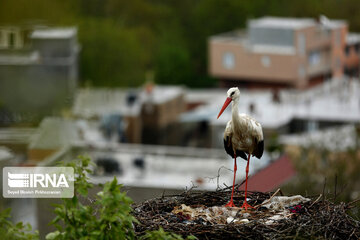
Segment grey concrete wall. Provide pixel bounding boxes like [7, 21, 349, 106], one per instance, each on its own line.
[32, 38, 74, 58]
[0, 64, 74, 117]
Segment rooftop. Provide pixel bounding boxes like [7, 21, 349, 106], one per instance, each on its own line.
[139, 85, 184, 104]
[249, 17, 316, 29]
[239, 155, 296, 192]
[347, 33, 360, 45]
[182, 77, 360, 129]
[279, 124, 359, 151]
[210, 16, 350, 47]
[249, 16, 346, 30]
[73, 86, 184, 118]
[73, 88, 142, 118]
[0, 146, 13, 161]
[31, 27, 77, 39]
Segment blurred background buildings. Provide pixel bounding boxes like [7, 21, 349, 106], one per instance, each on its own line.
[0, 26, 79, 122]
[209, 16, 360, 89]
[0, 0, 360, 237]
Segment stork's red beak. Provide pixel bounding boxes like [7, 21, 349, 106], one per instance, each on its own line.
[217, 97, 232, 119]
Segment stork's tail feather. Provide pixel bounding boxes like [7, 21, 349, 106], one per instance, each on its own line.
[253, 140, 264, 159]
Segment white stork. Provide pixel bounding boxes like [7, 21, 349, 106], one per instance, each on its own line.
[217, 87, 264, 210]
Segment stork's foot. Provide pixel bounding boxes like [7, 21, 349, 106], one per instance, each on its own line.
[240, 201, 255, 210]
[225, 200, 236, 207]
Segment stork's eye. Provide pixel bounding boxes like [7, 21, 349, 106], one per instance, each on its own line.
[230, 91, 235, 97]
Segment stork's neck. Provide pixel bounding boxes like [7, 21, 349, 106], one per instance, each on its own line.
[231, 98, 241, 123]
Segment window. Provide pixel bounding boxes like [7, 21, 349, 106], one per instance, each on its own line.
[261, 56, 271, 67]
[344, 46, 350, 56]
[355, 44, 360, 53]
[9, 32, 15, 48]
[308, 51, 320, 66]
[222, 52, 235, 69]
[307, 120, 318, 132]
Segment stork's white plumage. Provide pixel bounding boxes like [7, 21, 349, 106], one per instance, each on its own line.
[217, 87, 264, 210]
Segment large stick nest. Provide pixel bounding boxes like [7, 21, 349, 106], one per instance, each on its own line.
[133, 186, 360, 239]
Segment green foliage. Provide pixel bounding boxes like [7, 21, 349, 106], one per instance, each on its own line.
[0, 208, 39, 240]
[155, 43, 192, 86]
[140, 227, 196, 240]
[46, 156, 138, 240]
[266, 133, 283, 154]
[78, 19, 149, 87]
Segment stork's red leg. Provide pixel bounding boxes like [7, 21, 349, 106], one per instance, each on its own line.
[241, 154, 255, 210]
[225, 154, 237, 207]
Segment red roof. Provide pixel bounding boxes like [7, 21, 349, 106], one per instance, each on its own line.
[238, 155, 296, 192]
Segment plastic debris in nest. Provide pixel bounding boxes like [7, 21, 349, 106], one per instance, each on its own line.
[171, 195, 310, 226]
[260, 195, 310, 211]
[260, 195, 310, 224]
[171, 204, 250, 225]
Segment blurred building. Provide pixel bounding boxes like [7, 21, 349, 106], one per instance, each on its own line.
[0, 127, 35, 155]
[279, 124, 360, 152]
[209, 16, 360, 89]
[0, 26, 79, 124]
[72, 85, 186, 145]
[140, 85, 186, 145]
[73, 88, 142, 143]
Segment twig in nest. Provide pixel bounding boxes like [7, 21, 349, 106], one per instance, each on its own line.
[346, 197, 360, 209]
[322, 177, 327, 203]
[333, 174, 337, 201]
[279, 189, 284, 196]
[309, 194, 322, 208]
[185, 181, 198, 193]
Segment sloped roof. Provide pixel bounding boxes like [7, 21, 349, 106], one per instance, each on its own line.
[239, 155, 296, 192]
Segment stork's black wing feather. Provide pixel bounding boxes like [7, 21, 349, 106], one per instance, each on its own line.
[223, 137, 248, 161]
[253, 140, 264, 159]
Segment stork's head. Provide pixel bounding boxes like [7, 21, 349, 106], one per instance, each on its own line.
[217, 87, 240, 119]
[227, 87, 240, 100]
